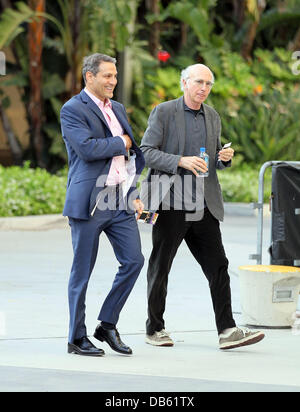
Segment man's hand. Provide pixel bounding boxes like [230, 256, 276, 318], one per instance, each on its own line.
[133, 199, 144, 219]
[178, 156, 208, 177]
[218, 147, 234, 162]
[122, 134, 132, 151]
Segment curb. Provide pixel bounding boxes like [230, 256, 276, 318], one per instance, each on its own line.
[0, 203, 270, 231]
[0, 214, 68, 231]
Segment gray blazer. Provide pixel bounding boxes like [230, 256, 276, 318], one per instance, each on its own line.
[140, 96, 229, 221]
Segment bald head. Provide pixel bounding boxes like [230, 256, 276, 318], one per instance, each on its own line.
[180, 64, 214, 91]
[180, 64, 214, 109]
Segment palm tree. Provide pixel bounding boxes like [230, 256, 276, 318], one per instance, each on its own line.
[241, 0, 267, 60]
[28, 0, 45, 167]
[0, 0, 42, 165]
[55, 0, 89, 96]
[146, 0, 161, 57]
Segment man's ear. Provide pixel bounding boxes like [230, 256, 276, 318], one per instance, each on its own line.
[85, 71, 94, 85]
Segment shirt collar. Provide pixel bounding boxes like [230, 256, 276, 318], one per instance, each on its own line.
[84, 87, 112, 109]
[183, 101, 204, 115]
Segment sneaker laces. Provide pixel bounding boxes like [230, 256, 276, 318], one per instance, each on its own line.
[238, 327, 252, 337]
[156, 329, 170, 338]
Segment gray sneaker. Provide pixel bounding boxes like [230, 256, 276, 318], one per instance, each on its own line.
[145, 329, 174, 347]
[219, 327, 265, 350]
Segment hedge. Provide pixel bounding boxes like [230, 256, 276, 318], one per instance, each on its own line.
[0, 163, 271, 217]
[0, 162, 67, 217]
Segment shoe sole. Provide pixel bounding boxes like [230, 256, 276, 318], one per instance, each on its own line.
[145, 338, 174, 347]
[67, 344, 104, 357]
[219, 332, 265, 350]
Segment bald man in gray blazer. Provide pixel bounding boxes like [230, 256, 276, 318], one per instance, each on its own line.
[140, 64, 264, 350]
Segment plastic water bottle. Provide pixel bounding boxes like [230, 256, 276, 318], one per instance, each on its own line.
[198, 147, 209, 177]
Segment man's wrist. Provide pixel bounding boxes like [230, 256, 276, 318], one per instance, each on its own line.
[120, 135, 127, 148]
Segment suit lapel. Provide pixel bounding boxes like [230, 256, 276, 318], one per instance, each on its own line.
[111, 101, 132, 138]
[174, 97, 186, 155]
[203, 104, 214, 155]
[80, 89, 136, 146]
[80, 90, 111, 132]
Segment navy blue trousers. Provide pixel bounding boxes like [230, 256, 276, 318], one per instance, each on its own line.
[68, 207, 144, 343]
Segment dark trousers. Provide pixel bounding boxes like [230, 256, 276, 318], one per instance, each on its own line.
[68, 205, 144, 343]
[146, 207, 236, 335]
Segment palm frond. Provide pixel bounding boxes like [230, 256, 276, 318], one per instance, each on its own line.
[0, 2, 37, 49]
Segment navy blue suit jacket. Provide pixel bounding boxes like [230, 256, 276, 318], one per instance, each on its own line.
[60, 90, 145, 220]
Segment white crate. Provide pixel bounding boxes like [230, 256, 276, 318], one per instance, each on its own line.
[238, 265, 300, 328]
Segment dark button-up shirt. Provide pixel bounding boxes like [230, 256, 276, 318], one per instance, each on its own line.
[162, 102, 207, 211]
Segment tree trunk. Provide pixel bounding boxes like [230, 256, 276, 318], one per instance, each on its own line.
[0, 0, 12, 10]
[147, 0, 160, 57]
[0, 100, 23, 165]
[69, 0, 82, 96]
[289, 28, 300, 51]
[232, 0, 246, 28]
[180, 22, 188, 49]
[28, 0, 45, 167]
[116, 0, 137, 107]
[241, 0, 266, 60]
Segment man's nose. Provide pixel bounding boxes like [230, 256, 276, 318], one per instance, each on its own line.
[109, 78, 117, 86]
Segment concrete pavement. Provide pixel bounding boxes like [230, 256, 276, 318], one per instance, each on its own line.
[0, 204, 300, 392]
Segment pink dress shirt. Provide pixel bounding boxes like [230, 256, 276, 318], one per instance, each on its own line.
[84, 87, 128, 186]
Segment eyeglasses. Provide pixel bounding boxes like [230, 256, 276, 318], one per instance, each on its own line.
[188, 78, 214, 89]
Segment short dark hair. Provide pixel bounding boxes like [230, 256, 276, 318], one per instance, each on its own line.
[82, 53, 116, 84]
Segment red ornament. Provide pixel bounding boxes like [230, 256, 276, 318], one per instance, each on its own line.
[157, 50, 171, 62]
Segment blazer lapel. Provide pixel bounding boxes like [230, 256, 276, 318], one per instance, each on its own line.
[80, 90, 111, 131]
[174, 97, 186, 155]
[203, 104, 215, 155]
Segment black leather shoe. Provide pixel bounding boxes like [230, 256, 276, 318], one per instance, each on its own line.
[68, 336, 105, 356]
[94, 325, 132, 355]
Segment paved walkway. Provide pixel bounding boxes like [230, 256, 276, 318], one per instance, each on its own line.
[0, 205, 299, 392]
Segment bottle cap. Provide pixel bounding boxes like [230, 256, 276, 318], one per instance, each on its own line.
[200, 147, 205, 152]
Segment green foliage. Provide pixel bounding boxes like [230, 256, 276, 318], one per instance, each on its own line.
[0, 162, 67, 217]
[128, 66, 182, 143]
[214, 88, 300, 164]
[209, 51, 255, 98]
[203, 47, 297, 101]
[258, 5, 300, 32]
[128, 46, 300, 160]
[0, 0, 300, 179]
[164, 0, 216, 47]
[201, 47, 300, 164]
[217, 164, 272, 203]
[147, 67, 182, 104]
[0, 2, 38, 48]
[0, 162, 273, 217]
[252, 48, 297, 85]
[98, 0, 132, 51]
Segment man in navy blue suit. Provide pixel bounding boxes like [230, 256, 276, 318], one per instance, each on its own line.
[60, 53, 145, 357]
